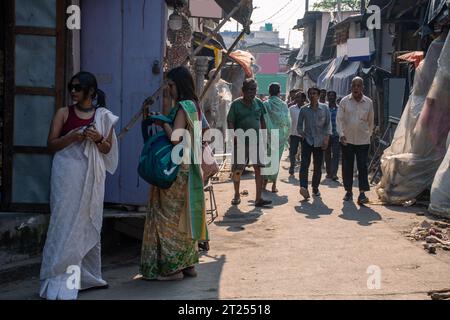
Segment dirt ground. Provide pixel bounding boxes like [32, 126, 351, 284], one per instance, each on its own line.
[1, 154, 449, 300]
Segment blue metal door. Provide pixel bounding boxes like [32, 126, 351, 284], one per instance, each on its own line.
[81, 0, 165, 205]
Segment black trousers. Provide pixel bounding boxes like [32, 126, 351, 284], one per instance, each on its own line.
[300, 140, 324, 190]
[325, 135, 341, 178]
[289, 135, 302, 170]
[341, 143, 370, 193]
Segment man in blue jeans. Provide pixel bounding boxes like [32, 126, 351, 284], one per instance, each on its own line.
[325, 91, 341, 181]
[297, 87, 332, 200]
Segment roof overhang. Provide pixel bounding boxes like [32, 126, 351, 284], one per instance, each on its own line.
[293, 11, 324, 30]
[213, 0, 253, 27]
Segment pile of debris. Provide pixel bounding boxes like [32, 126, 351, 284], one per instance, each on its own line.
[407, 220, 450, 254]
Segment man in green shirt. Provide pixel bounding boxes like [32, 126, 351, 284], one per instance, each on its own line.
[227, 79, 272, 208]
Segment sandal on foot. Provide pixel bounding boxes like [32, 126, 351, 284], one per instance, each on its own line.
[255, 199, 272, 207]
[231, 198, 241, 205]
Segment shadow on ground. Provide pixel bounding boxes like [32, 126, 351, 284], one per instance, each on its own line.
[80, 254, 226, 300]
[320, 178, 343, 189]
[339, 201, 382, 226]
[295, 197, 334, 219]
[215, 205, 264, 232]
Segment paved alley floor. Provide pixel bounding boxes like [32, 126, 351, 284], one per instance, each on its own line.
[1, 154, 450, 300]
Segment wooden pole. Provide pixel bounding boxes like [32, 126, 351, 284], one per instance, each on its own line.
[184, 0, 246, 65]
[117, 85, 165, 139]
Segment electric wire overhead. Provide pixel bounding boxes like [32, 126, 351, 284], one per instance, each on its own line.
[252, 0, 295, 24]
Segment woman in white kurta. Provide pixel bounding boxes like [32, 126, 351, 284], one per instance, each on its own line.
[40, 72, 119, 300]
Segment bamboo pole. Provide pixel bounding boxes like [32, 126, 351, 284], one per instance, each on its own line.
[184, 0, 246, 65]
[199, 29, 246, 102]
[117, 85, 165, 139]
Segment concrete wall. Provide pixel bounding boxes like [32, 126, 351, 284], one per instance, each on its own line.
[0, 213, 49, 267]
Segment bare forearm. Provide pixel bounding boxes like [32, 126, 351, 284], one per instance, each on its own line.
[48, 135, 75, 153]
[162, 123, 184, 146]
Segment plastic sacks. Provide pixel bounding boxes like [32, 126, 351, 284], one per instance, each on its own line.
[429, 133, 450, 217]
[216, 80, 232, 147]
[202, 75, 232, 151]
[377, 32, 450, 204]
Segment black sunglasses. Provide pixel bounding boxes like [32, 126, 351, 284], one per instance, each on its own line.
[68, 83, 84, 92]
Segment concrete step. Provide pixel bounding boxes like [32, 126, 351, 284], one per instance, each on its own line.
[0, 257, 41, 285]
[0, 213, 49, 268]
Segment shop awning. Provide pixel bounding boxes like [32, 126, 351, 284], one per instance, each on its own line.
[362, 65, 392, 88]
[302, 60, 332, 82]
[331, 61, 361, 98]
[214, 0, 253, 26]
[317, 56, 345, 90]
[289, 60, 332, 82]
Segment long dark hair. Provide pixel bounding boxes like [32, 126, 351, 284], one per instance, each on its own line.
[69, 71, 106, 108]
[167, 66, 199, 103]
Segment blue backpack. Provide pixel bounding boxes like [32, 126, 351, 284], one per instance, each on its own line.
[138, 115, 181, 189]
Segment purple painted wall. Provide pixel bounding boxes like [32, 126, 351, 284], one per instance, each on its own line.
[81, 0, 166, 205]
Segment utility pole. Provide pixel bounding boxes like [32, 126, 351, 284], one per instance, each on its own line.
[287, 29, 291, 49]
[337, 0, 342, 22]
[305, 0, 309, 13]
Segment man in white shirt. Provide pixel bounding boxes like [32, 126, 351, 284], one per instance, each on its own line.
[288, 91, 307, 175]
[336, 77, 374, 205]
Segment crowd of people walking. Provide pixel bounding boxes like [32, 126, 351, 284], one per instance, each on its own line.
[39, 66, 374, 300]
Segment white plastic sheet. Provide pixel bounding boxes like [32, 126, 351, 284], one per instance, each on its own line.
[376, 33, 450, 204]
[429, 133, 450, 217]
[203, 77, 232, 151]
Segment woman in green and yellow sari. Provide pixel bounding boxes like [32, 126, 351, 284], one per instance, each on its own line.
[140, 66, 208, 281]
[262, 83, 291, 193]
